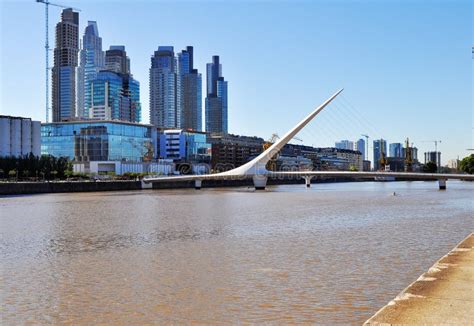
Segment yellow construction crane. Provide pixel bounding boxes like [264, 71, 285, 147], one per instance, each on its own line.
[263, 133, 302, 150]
[379, 139, 387, 171]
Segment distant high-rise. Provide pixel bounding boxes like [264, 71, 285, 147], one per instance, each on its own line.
[177, 46, 202, 131]
[424, 151, 441, 166]
[105, 46, 130, 75]
[389, 143, 403, 158]
[52, 8, 79, 122]
[373, 139, 387, 170]
[149, 46, 177, 128]
[89, 46, 141, 123]
[335, 140, 353, 150]
[355, 138, 366, 160]
[77, 21, 104, 119]
[205, 56, 228, 134]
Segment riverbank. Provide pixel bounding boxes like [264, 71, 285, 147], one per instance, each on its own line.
[0, 177, 374, 195]
[364, 233, 474, 325]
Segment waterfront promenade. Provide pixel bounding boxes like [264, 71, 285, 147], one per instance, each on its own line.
[365, 233, 474, 324]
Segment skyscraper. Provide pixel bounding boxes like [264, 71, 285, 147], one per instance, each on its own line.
[105, 46, 130, 74]
[88, 46, 141, 123]
[77, 21, 105, 119]
[205, 56, 228, 134]
[177, 46, 202, 131]
[373, 139, 387, 170]
[149, 46, 177, 128]
[355, 138, 366, 160]
[52, 8, 79, 122]
[389, 143, 403, 158]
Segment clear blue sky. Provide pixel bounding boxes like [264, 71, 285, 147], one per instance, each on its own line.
[1, 0, 472, 163]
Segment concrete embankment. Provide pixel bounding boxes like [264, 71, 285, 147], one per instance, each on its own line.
[0, 177, 371, 196]
[364, 233, 474, 325]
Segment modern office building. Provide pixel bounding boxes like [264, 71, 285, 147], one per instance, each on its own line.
[424, 151, 441, 166]
[335, 140, 353, 150]
[205, 56, 228, 134]
[0, 116, 41, 157]
[373, 139, 387, 171]
[41, 120, 167, 174]
[177, 46, 202, 131]
[77, 21, 104, 119]
[355, 138, 366, 161]
[149, 46, 178, 128]
[402, 146, 418, 162]
[89, 70, 141, 122]
[52, 8, 79, 122]
[389, 143, 403, 158]
[88, 46, 141, 122]
[158, 129, 211, 164]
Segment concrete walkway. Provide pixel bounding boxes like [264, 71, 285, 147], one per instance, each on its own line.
[364, 233, 474, 325]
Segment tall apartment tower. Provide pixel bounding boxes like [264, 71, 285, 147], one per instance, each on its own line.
[205, 56, 228, 134]
[373, 139, 387, 171]
[88, 46, 141, 122]
[52, 8, 79, 122]
[355, 138, 366, 160]
[149, 46, 177, 128]
[177, 46, 202, 131]
[105, 46, 130, 74]
[77, 21, 105, 119]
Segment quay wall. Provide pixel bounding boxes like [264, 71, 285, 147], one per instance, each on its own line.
[0, 177, 372, 195]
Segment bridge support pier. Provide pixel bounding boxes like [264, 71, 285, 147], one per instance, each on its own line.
[195, 179, 202, 190]
[253, 175, 267, 190]
[438, 179, 446, 190]
[303, 176, 313, 188]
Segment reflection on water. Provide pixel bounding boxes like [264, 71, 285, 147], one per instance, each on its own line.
[1, 181, 473, 324]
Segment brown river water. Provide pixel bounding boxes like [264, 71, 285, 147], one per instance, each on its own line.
[1, 181, 473, 324]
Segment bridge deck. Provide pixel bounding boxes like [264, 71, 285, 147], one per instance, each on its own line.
[364, 233, 474, 325]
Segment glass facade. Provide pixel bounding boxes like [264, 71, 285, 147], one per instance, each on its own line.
[89, 71, 141, 123]
[41, 121, 155, 162]
[158, 130, 211, 163]
[78, 21, 105, 119]
[205, 56, 228, 134]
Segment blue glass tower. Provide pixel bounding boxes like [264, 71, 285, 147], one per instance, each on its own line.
[149, 46, 177, 128]
[373, 139, 387, 170]
[89, 46, 141, 123]
[77, 21, 104, 119]
[205, 56, 228, 134]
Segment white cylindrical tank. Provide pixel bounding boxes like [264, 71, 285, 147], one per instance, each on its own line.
[0, 117, 11, 157]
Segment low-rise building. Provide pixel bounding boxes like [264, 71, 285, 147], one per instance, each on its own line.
[0, 115, 41, 157]
[208, 133, 264, 171]
[41, 120, 165, 175]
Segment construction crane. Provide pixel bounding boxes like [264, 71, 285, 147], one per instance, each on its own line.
[36, 0, 81, 123]
[361, 134, 369, 161]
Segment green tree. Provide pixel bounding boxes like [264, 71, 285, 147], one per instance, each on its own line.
[459, 154, 474, 174]
[423, 161, 437, 173]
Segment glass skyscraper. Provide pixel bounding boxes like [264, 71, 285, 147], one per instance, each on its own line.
[77, 21, 105, 119]
[52, 8, 79, 122]
[177, 46, 202, 131]
[89, 46, 141, 123]
[205, 56, 228, 134]
[389, 143, 403, 158]
[149, 46, 178, 128]
[373, 139, 387, 170]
